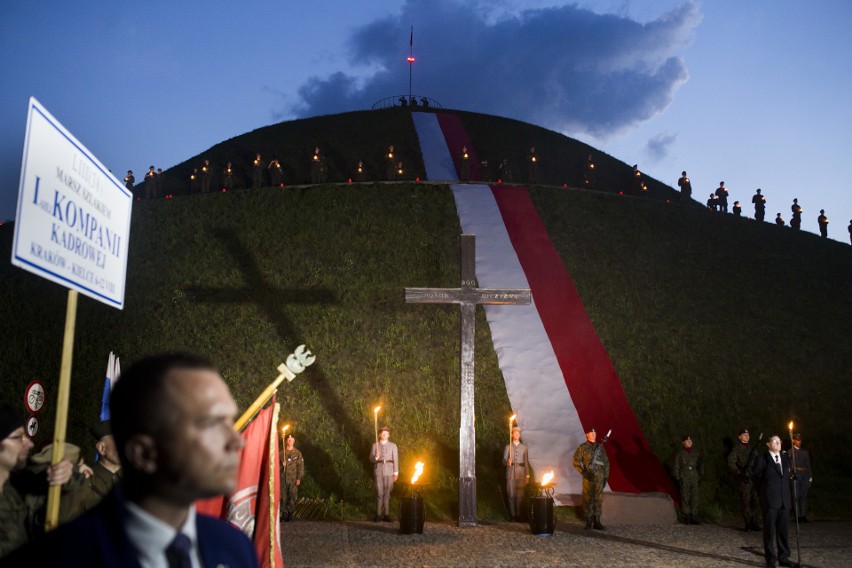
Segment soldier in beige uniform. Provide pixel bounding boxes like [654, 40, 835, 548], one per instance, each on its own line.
[502, 426, 530, 521]
[369, 426, 398, 522]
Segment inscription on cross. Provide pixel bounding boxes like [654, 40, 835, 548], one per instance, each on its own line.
[405, 233, 530, 526]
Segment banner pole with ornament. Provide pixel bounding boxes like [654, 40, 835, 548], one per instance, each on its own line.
[11, 97, 133, 531]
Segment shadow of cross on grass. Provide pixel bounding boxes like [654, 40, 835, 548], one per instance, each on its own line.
[184, 227, 370, 500]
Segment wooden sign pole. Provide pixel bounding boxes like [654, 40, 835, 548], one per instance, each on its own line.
[44, 290, 79, 532]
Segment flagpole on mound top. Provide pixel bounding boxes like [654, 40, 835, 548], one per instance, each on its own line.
[407, 26, 414, 101]
[45, 290, 79, 532]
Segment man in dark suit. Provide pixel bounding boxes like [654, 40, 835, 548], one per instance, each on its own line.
[3, 353, 259, 567]
[752, 435, 799, 568]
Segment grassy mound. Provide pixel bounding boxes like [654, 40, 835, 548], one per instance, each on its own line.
[2, 109, 850, 522]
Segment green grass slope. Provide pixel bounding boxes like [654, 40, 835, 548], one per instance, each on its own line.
[1, 110, 850, 522]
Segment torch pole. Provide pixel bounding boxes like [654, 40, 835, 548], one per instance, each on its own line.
[788, 423, 802, 568]
[508, 414, 516, 466]
[374, 406, 381, 459]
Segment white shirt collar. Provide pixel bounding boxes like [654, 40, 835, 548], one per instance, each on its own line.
[125, 501, 201, 568]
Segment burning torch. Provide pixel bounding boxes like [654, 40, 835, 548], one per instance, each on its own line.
[373, 406, 381, 459]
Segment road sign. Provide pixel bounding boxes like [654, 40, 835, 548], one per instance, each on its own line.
[25, 379, 46, 414]
[26, 416, 39, 438]
[11, 97, 133, 309]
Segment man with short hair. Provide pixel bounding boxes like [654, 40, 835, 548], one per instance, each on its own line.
[369, 426, 398, 522]
[6, 353, 259, 567]
[818, 209, 829, 238]
[715, 181, 729, 212]
[677, 171, 692, 202]
[573, 427, 609, 530]
[281, 433, 304, 522]
[502, 426, 530, 521]
[728, 428, 761, 531]
[753, 189, 766, 221]
[752, 435, 799, 568]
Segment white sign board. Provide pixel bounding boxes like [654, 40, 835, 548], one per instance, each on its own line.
[11, 97, 132, 309]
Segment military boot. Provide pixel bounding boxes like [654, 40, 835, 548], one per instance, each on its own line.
[584, 516, 593, 530]
[593, 516, 606, 530]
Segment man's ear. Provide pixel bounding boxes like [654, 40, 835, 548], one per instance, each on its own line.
[124, 434, 158, 474]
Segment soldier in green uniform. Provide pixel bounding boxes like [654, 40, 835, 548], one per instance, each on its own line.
[0, 405, 34, 558]
[673, 435, 703, 524]
[252, 153, 265, 189]
[572, 427, 609, 530]
[281, 433, 304, 522]
[790, 433, 812, 522]
[728, 427, 761, 531]
[62, 421, 122, 522]
[144, 166, 157, 199]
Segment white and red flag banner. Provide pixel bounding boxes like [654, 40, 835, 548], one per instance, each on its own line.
[197, 395, 284, 567]
[412, 111, 677, 503]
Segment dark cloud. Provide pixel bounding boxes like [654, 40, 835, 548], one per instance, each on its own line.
[289, 1, 701, 139]
[645, 132, 677, 162]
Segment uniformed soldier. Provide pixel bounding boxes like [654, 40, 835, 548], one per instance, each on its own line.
[200, 159, 213, 193]
[155, 168, 164, 197]
[189, 168, 199, 194]
[572, 427, 609, 530]
[790, 433, 812, 522]
[310, 148, 322, 184]
[707, 193, 717, 211]
[582, 154, 597, 189]
[728, 428, 761, 531]
[0, 404, 34, 558]
[123, 170, 135, 191]
[818, 209, 829, 238]
[62, 421, 122, 523]
[281, 434, 304, 522]
[776, 213, 785, 227]
[385, 146, 397, 181]
[144, 166, 157, 199]
[268, 159, 284, 187]
[673, 435, 703, 524]
[733, 201, 742, 217]
[752, 189, 766, 222]
[677, 171, 692, 202]
[790, 198, 803, 230]
[369, 426, 398, 522]
[252, 153, 265, 189]
[848, 219, 852, 245]
[459, 146, 470, 182]
[527, 146, 538, 183]
[354, 160, 367, 182]
[502, 426, 530, 521]
[223, 162, 235, 192]
[715, 182, 729, 212]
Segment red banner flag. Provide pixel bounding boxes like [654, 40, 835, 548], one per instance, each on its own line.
[196, 395, 284, 567]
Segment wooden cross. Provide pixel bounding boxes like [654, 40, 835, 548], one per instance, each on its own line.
[405, 234, 531, 526]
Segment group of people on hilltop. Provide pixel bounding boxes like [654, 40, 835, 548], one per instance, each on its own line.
[679, 171, 850, 242]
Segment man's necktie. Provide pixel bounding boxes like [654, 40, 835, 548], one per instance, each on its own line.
[166, 533, 192, 568]
[775, 454, 781, 474]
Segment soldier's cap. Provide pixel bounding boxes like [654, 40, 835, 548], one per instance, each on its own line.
[379, 426, 390, 433]
[586, 427, 596, 434]
[682, 435, 692, 442]
[0, 404, 24, 438]
[511, 426, 521, 432]
[30, 443, 80, 466]
[89, 419, 112, 442]
[738, 428, 749, 435]
[792, 433, 802, 441]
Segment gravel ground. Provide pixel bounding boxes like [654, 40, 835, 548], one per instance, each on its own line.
[281, 518, 852, 568]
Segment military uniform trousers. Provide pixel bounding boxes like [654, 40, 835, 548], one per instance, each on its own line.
[374, 468, 394, 516]
[739, 479, 759, 524]
[582, 473, 606, 518]
[283, 480, 299, 515]
[679, 473, 699, 516]
[793, 471, 809, 517]
[506, 465, 527, 518]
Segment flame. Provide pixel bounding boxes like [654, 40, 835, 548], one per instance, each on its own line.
[541, 470, 555, 486]
[281, 424, 289, 435]
[374, 406, 381, 414]
[788, 421, 794, 431]
[411, 461, 425, 484]
[509, 414, 516, 424]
